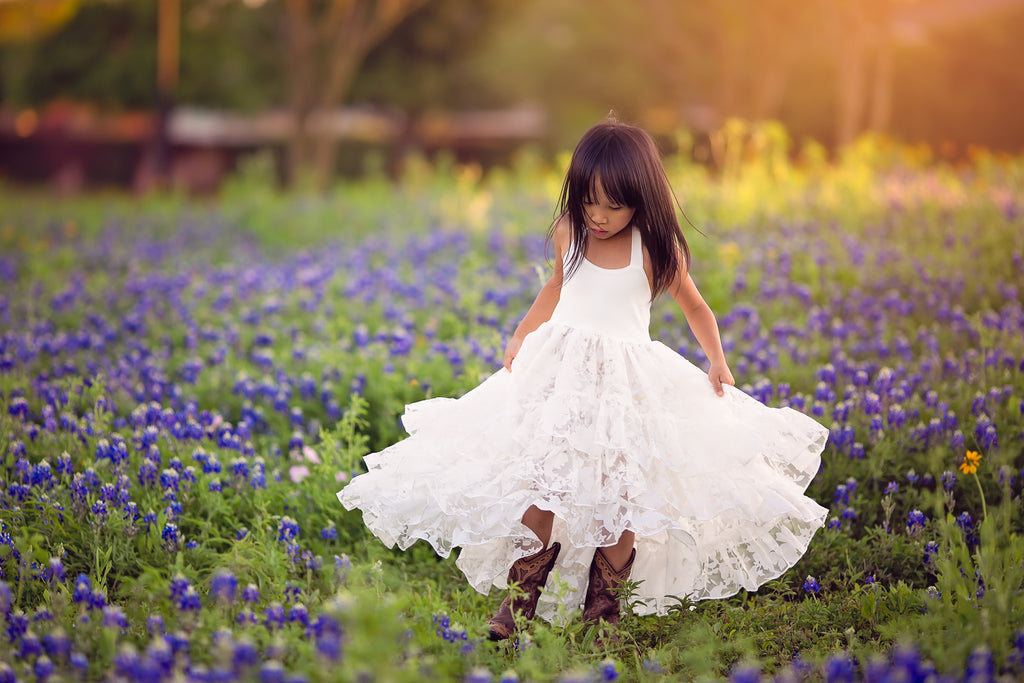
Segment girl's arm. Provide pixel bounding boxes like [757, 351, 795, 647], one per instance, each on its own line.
[668, 256, 735, 396]
[503, 218, 569, 370]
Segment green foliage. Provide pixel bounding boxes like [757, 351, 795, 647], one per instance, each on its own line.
[1, 136, 1023, 680]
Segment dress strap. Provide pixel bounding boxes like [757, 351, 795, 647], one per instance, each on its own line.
[629, 228, 642, 268]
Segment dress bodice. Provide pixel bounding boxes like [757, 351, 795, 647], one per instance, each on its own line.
[548, 227, 652, 342]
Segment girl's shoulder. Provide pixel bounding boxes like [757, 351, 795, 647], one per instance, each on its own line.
[552, 214, 573, 260]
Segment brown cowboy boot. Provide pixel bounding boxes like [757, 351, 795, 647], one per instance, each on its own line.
[487, 542, 561, 641]
[582, 546, 635, 645]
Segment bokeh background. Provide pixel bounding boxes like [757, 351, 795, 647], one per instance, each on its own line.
[1, 0, 1024, 192]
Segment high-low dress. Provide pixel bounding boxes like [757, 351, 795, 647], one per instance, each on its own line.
[337, 227, 829, 622]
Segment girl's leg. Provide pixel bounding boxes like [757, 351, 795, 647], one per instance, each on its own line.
[487, 505, 560, 641]
[602, 529, 635, 570]
[521, 505, 555, 547]
[583, 529, 637, 645]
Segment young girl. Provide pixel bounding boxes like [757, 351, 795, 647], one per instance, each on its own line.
[337, 119, 829, 643]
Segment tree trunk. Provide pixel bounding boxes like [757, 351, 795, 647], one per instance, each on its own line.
[869, 8, 894, 134]
[283, 0, 429, 190]
[285, 0, 317, 186]
[833, 6, 869, 147]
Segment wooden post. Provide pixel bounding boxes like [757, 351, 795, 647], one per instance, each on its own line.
[154, 0, 179, 183]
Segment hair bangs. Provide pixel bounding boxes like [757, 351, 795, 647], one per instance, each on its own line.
[578, 137, 639, 209]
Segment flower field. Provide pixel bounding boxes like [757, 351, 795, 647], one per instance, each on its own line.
[1, 132, 1023, 682]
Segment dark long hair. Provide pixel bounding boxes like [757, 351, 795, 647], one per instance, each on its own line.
[550, 119, 691, 299]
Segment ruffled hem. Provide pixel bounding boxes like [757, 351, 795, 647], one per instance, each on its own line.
[337, 321, 829, 620]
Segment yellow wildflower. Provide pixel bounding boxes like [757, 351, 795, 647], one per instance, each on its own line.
[959, 450, 982, 475]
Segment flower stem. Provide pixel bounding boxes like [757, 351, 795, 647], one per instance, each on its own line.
[972, 472, 987, 522]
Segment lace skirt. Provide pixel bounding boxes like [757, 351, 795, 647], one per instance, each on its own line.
[337, 321, 829, 621]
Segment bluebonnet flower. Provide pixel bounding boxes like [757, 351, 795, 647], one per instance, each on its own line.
[334, 554, 351, 585]
[974, 570, 986, 599]
[113, 645, 141, 680]
[18, 629, 42, 659]
[8, 397, 29, 419]
[33, 655, 55, 682]
[137, 459, 159, 489]
[288, 603, 309, 626]
[68, 473, 89, 510]
[42, 629, 71, 659]
[169, 574, 191, 602]
[72, 575, 92, 604]
[941, 471, 956, 492]
[802, 576, 821, 594]
[236, 608, 259, 626]
[141, 510, 158, 533]
[159, 468, 180, 492]
[237, 527, 249, 541]
[906, 510, 927, 534]
[242, 583, 260, 604]
[250, 460, 267, 489]
[1006, 630, 1024, 672]
[147, 614, 165, 634]
[278, 516, 300, 542]
[729, 664, 760, 683]
[54, 451, 73, 477]
[822, 655, 856, 683]
[321, 522, 338, 541]
[230, 457, 250, 481]
[884, 481, 898, 495]
[233, 637, 260, 669]
[923, 541, 939, 566]
[178, 585, 201, 611]
[259, 661, 286, 683]
[161, 523, 180, 551]
[90, 499, 110, 523]
[211, 570, 237, 605]
[6, 611, 29, 642]
[957, 512, 978, 545]
[203, 455, 222, 475]
[965, 647, 993, 680]
[103, 605, 129, 629]
[43, 557, 66, 584]
[70, 652, 89, 675]
[264, 602, 287, 629]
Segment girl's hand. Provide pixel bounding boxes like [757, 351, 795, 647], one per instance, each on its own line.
[708, 361, 735, 397]
[503, 336, 523, 371]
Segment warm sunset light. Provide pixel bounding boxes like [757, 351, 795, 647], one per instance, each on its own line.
[13, 107, 37, 137]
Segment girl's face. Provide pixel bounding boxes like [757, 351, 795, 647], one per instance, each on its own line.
[583, 177, 635, 240]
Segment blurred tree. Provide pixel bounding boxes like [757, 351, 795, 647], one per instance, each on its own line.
[2, 0, 1023, 176]
[280, 0, 430, 188]
[0, 1, 280, 109]
[0, 0, 79, 42]
[352, 0, 508, 112]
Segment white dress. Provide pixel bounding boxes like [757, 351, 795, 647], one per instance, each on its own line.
[337, 228, 829, 621]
